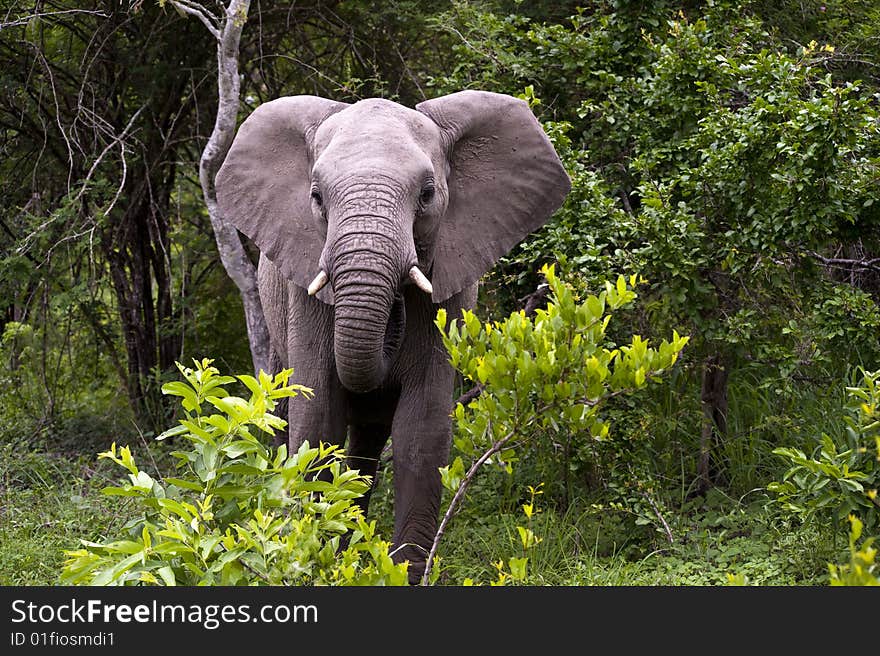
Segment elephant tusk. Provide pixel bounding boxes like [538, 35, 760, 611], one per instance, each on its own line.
[409, 266, 433, 295]
[307, 270, 329, 296]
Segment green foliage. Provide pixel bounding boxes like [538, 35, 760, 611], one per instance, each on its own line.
[432, 485, 832, 585]
[461, 483, 545, 586]
[0, 309, 131, 452]
[434, 1, 880, 384]
[769, 368, 880, 534]
[436, 265, 688, 540]
[3, 0, 880, 589]
[828, 515, 878, 586]
[421, 3, 880, 550]
[60, 359, 407, 586]
[0, 440, 125, 585]
[438, 265, 687, 469]
[0, 431, 837, 587]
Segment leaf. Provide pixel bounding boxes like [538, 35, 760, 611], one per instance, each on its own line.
[100, 486, 145, 497]
[101, 540, 145, 555]
[222, 441, 261, 458]
[91, 552, 144, 586]
[161, 381, 200, 412]
[634, 367, 646, 387]
[165, 477, 205, 492]
[157, 498, 195, 521]
[156, 424, 189, 441]
[508, 557, 528, 581]
[157, 566, 176, 586]
[238, 374, 263, 398]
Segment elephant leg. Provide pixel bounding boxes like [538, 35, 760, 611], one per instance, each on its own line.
[346, 422, 391, 514]
[257, 254, 293, 447]
[390, 385, 454, 585]
[267, 347, 289, 447]
[385, 285, 473, 584]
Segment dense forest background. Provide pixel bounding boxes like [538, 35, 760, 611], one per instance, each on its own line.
[1, 0, 879, 585]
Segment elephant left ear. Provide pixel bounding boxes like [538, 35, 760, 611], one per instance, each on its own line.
[416, 90, 571, 303]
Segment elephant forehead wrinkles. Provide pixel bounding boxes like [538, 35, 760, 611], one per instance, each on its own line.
[328, 174, 408, 210]
[334, 220, 404, 245]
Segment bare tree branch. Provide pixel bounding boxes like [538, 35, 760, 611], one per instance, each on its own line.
[167, 0, 221, 40]
[421, 430, 516, 586]
[28, 43, 75, 193]
[74, 104, 147, 210]
[195, 0, 270, 375]
[0, 9, 109, 31]
[809, 250, 880, 272]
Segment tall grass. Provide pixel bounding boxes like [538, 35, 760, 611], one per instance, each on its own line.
[0, 440, 134, 585]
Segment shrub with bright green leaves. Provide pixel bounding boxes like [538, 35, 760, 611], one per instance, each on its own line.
[829, 515, 878, 586]
[769, 368, 880, 536]
[435, 264, 688, 513]
[61, 359, 407, 586]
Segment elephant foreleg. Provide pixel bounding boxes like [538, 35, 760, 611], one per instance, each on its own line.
[387, 285, 473, 584]
[267, 347, 289, 447]
[346, 422, 391, 514]
[390, 384, 453, 585]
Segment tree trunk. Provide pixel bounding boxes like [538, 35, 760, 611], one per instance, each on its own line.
[696, 352, 728, 495]
[104, 189, 181, 430]
[194, 0, 270, 376]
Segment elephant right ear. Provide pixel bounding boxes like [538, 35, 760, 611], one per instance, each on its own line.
[216, 96, 349, 300]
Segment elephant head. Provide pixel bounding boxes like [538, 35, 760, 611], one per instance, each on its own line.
[216, 91, 570, 393]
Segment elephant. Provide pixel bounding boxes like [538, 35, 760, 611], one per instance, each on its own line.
[215, 90, 570, 583]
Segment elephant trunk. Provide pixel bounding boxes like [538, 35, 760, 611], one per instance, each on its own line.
[330, 225, 405, 393]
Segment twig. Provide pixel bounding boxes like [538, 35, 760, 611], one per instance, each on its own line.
[391, 39, 425, 101]
[131, 419, 162, 479]
[0, 9, 109, 31]
[168, 0, 221, 40]
[421, 430, 514, 585]
[640, 489, 674, 544]
[14, 103, 145, 263]
[445, 25, 504, 68]
[808, 250, 880, 272]
[455, 384, 484, 407]
[74, 104, 146, 210]
[258, 53, 362, 98]
[29, 43, 75, 193]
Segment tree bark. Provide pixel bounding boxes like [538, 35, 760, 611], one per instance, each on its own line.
[192, 0, 270, 376]
[104, 186, 181, 429]
[696, 352, 728, 495]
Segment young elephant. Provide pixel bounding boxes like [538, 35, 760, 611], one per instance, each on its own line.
[216, 90, 570, 583]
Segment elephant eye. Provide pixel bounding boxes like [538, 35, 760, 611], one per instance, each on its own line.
[310, 188, 323, 207]
[419, 183, 435, 206]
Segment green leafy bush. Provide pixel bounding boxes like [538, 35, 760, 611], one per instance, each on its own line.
[61, 359, 407, 586]
[769, 368, 880, 535]
[433, 4, 880, 372]
[438, 264, 688, 475]
[431, 7, 880, 506]
[425, 265, 689, 578]
[829, 515, 878, 586]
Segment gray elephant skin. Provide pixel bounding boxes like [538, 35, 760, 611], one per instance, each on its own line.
[216, 90, 570, 583]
